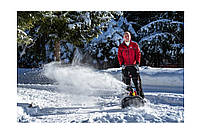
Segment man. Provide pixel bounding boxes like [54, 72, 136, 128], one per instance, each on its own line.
[118, 32, 144, 98]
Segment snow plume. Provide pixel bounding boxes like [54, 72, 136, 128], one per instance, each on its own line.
[43, 62, 124, 96]
[71, 47, 84, 66]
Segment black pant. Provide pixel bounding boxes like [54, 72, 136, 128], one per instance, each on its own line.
[122, 66, 144, 98]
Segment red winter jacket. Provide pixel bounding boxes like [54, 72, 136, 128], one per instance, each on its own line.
[118, 41, 141, 66]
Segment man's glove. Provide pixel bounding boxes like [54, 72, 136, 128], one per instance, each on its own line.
[135, 61, 140, 72]
[121, 64, 126, 70]
[136, 61, 139, 66]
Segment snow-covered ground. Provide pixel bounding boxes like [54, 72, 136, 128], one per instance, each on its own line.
[17, 62, 184, 123]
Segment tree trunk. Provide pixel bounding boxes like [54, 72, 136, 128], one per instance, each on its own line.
[54, 41, 60, 61]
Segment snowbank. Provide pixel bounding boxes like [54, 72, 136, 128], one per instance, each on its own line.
[102, 66, 184, 93]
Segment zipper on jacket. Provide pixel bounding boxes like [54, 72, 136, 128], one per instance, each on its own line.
[127, 45, 131, 65]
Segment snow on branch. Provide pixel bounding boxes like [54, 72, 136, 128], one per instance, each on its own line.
[137, 19, 184, 38]
[139, 32, 176, 44]
[17, 29, 33, 46]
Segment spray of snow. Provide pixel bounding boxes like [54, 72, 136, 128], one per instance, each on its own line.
[71, 48, 84, 66]
[43, 62, 124, 96]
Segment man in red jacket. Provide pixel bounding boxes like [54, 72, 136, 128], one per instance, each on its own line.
[118, 32, 144, 98]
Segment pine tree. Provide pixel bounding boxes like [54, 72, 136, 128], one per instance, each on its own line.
[17, 11, 121, 67]
[85, 16, 136, 69]
[137, 18, 184, 67]
[123, 11, 184, 67]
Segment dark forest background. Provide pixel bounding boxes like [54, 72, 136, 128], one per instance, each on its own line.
[17, 11, 184, 69]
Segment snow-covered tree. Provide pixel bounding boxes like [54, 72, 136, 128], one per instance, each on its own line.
[84, 16, 136, 68]
[17, 11, 121, 67]
[137, 19, 184, 67]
